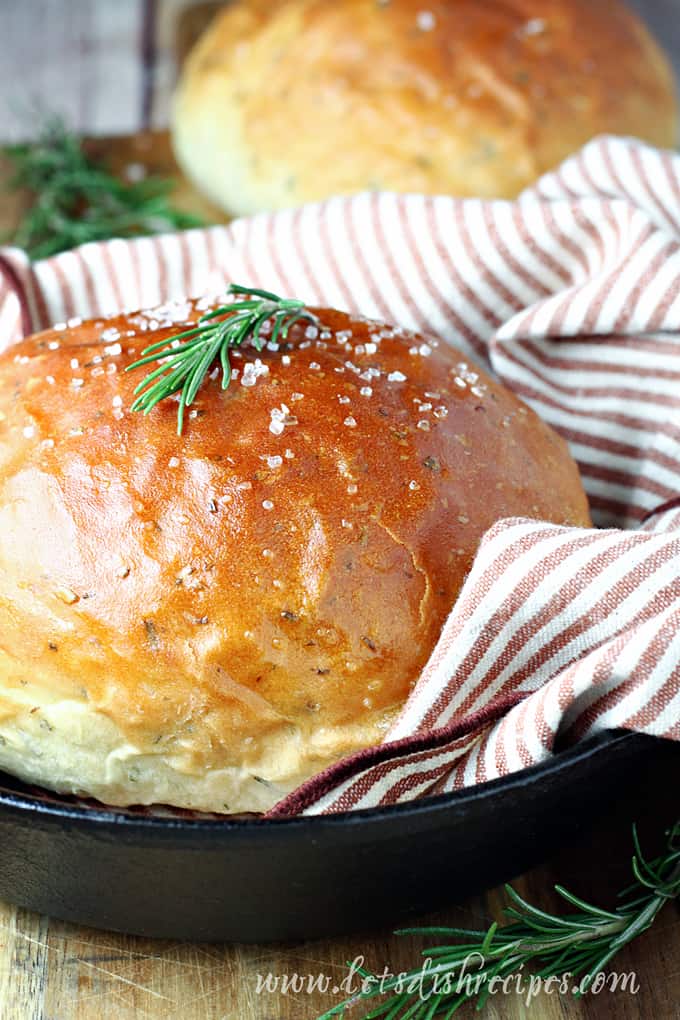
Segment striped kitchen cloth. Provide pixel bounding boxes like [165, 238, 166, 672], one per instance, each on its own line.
[0, 134, 678, 816]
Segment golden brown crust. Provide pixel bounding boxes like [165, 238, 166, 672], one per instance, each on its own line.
[0, 300, 590, 810]
[172, 0, 678, 214]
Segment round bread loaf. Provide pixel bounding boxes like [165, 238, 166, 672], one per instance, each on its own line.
[172, 0, 678, 215]
[0, 299, 590, 813]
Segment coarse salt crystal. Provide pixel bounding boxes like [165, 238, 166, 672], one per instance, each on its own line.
[112, 395, 123, 408]
[23, 425, 35, 439]
[409, 480, 420, 491]
[416, 10, 436, 31]
[168, 457, 180, 468]
[337, 395, 351, 405]
[262, 499, 274, 511]
[344, 416, 357, 428]
[521, 17, 546, 35]
[241, 360, 270, 387]
[360, 387, 373, 397]
[388, 371, 407, 382]
[417, 420, 430, 431]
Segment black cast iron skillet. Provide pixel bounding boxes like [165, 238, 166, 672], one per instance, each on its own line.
[0, 729, 676, 942]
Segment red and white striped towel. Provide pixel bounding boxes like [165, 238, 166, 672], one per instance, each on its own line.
[0, 135, 678, 816]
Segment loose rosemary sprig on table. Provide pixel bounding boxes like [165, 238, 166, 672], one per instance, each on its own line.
[126, 284, 321, 433]
[318, 821, 680, 1018]
[4, 117, 203, 259]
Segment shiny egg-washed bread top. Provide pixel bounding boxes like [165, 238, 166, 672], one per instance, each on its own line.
[172, 0, 678, 214]
[0, 301, 590, 813]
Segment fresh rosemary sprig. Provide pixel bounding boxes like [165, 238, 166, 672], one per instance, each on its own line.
[126, 284, 320, 433]
[318, 821, 680, 1018]
[4, 116, 203, 260]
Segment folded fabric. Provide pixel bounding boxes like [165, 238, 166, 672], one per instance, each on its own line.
[0, 134, 678, 816]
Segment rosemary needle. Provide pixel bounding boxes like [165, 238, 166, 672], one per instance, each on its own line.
[126, 284, 321, 434]
[316, 820, 680, 1018]
[4, 116, 204, 260]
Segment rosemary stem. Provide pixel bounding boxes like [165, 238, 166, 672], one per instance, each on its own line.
[125, 284, 321, 433]
[316, 822, 679, 1020]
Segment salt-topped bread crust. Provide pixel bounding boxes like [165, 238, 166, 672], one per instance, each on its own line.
[0, 300, 590, 812]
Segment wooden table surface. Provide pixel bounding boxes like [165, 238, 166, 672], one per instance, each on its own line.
[1, 2, 680, 1014]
